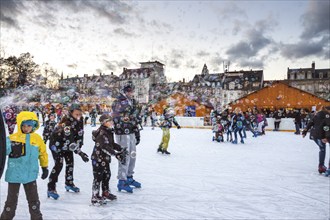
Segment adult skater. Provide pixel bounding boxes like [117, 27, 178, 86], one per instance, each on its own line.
[302, 106, 330, 174]
[112, 84, 141, 193]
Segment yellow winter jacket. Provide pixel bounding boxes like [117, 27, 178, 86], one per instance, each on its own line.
[5, 111, 48, 184]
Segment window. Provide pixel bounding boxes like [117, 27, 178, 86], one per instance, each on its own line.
[290, 73, 295, 80]
[307, 72, 312, 79]
[319, 72, 323, 79]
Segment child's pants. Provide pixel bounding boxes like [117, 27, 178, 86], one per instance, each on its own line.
[48, 151, 74, 191]
[92, 162, 111, 196]
[0, 181, 43, 220]
[160, 128, 170, 150]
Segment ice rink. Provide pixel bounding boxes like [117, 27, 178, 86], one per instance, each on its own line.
[1, 126, 329, 219]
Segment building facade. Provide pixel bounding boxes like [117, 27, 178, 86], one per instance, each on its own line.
[286, 62, 330, 101]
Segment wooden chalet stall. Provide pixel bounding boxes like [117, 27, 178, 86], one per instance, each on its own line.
[153, 93, 212, 117]
[228, 81, 330, 111]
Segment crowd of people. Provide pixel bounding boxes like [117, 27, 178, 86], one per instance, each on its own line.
[1, 84, 329, 219]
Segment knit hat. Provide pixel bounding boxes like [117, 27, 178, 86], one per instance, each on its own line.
[99, 114, 112, 124]
[21, 120, 38, 132]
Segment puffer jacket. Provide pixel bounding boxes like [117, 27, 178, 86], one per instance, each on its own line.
[91, 125, 122, 164]
[49, 113, 84, 153]
[5, 111, 48, 184]
[111, 93, 140, 135]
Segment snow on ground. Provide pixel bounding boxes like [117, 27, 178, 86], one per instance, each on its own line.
[1, 126, 329, 220]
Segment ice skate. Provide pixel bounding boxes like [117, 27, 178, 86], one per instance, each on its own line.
[117, 180, 133, 193]
[127, 176, 141, 188]
[91, 195, 106, 206]
[65, 185, 80, 192]
[102, 191, 117, 201]
[47, 190, 59, 200]
[318, 165, 327, 174]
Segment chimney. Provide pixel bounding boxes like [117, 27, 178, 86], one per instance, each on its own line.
[312, 61, 315, 69]
[183, 78, 185, 83]
[111, 72, 113, 75]
[100, 72, 102, 76]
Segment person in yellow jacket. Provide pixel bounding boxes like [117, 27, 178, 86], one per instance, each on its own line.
[0, 111, 48, 220]
[157, 107, 181, 154]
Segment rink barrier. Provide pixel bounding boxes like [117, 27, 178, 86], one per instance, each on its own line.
[54, 116, 296, 132]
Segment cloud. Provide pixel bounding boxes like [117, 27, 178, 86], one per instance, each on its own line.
[113, 28, 137, 38]
[300, 1, 330, 40]
[196, 51, 210, 57]
[0, 0, 25, 29]
[185, 59, 199, 69]
[166, 49, 185, 68]
[226, 28, 272, 58]
[280, 1, 330, 60]
[280, 37, 328, 59]
[67, 63, 78, 69]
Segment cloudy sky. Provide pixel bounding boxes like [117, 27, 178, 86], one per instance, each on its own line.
[1, 0, 329, 82]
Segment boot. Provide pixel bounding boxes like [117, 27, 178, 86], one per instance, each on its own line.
[117, 180, 133, 193]
[102, 191, 117, 201]
[47, 190, 59, 200]
[127, 176, 141, 188]
[65, 184, 80, 192]
[91, 195, 106, 206]
[162, 150, 171, 154]
[318, 165, 327, 174]
[157, 146, 163, 153]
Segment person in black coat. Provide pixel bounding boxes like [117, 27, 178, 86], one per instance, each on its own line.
[273, 109, 283, 131]
[42, 113, 57, 144]
[47, 104, 89, 199]
[111, 84, 141, 193]
[302, 106, 330, 174]
[90, 114, 127, 204]
[293, 109, 301, 134]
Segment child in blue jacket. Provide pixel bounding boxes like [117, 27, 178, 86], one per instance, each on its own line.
[0, 111, 49, 220]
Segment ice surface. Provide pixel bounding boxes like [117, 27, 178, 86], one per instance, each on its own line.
[1, 126, 329, 219]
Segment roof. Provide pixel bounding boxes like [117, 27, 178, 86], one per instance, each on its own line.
[227, 81, 330, 109]
[139, 60, 165, 66]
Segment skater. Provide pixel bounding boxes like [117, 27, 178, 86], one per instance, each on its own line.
[273, 109, 282, 131]
[293, 109, 301, 134]
[112, 84, 141, 193]
[0, 111, 48, 220]
[47, 104, 89, 199]
[230, 108, 244, 144]
[157, 106, 181, 154]
[90, 108, 97, 127]
[302, 106, 330, 174]
[42, 113, 57, 144]
[150, 108, 157, 130]
[90, 114, 128, 205]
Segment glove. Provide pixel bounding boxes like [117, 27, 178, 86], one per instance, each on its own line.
[135, 132, 140, 146]
[302, 129, 307, 138]
[41, 167, 49, 180]
[115, 149, 128, 165]
[177, 125, 181, 129]
[79, 151, 89, 162]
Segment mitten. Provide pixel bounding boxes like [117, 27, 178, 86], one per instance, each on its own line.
[41, 167, 49, 180]
[79, 151, 89, 162]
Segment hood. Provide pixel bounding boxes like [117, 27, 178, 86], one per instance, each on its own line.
[16, 111, 39, 134]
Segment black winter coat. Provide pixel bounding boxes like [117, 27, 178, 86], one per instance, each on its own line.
[42, 120, 57, 141]
[49, 113, 84, 153]
[304, 110, 328, 140]
[91, 125, 122, 164]
[111, 93, 140, 135]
